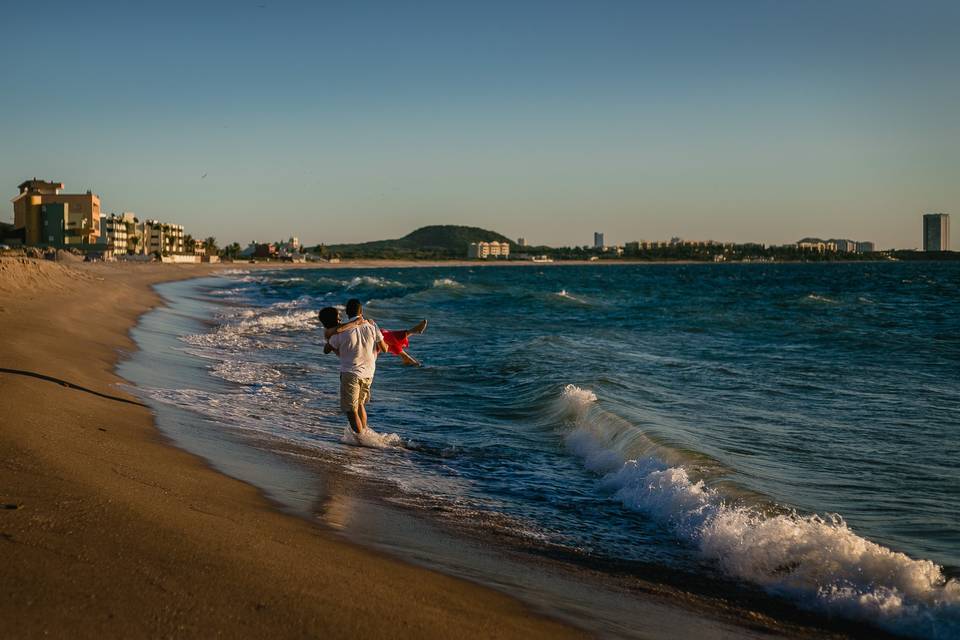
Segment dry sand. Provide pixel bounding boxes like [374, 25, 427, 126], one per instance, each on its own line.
[0, 258, 582, 638]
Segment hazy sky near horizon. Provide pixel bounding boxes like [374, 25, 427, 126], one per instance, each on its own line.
[1, 0, 957, 249]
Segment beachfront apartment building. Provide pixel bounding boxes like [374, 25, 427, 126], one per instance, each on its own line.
[923, 213, 950, 251]
[11, 179, 102, 246]
[468, 241, 510, 259]
[594, 232, 604, 249]
[100, 212, 137, 254]
[140, 219, 185, 255]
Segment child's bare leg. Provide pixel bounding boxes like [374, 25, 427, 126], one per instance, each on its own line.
[409, 319, 427, 335]
[398, 350, 420, 367]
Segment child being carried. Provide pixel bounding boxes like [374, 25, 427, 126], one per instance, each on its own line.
[318, 306, 427, 366]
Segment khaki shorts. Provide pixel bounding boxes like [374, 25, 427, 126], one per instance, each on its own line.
[339, 372, 372, 413]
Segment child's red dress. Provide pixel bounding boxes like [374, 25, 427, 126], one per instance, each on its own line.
[381, 330, 408, 355]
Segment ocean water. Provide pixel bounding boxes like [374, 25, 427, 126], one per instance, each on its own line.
[123, 263, 959, 639]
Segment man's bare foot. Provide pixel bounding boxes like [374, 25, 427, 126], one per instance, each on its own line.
[411, 319, 428, 334]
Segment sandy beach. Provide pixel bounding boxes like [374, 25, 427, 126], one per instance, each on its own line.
[0, 258, 583, 638]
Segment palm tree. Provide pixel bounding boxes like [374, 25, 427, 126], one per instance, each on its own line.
[204, 236, 219, 255]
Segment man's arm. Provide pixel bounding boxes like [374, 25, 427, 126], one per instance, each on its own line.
[372, 323, 388, 354]
[323, 341, 338, 355]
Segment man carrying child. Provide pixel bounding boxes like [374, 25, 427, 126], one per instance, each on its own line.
[320, 299, 386, 435]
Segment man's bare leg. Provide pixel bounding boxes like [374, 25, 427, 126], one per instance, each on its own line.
[347, 409, 363, 434]
[358, 402, 368, 431]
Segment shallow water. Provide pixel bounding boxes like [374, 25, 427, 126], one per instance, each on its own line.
[121, 263, 960, 639]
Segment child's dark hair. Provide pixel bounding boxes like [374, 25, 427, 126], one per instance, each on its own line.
[346, 298, 362, 319]
[318, 307, 340, 329]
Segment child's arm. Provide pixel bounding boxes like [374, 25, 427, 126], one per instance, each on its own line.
[323, 317, 365, 339]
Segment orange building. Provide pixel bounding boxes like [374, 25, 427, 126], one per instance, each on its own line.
[11, 179, 101, 246]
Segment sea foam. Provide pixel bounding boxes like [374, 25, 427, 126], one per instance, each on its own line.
[559, 384, 960, 639]
[340, 426, 403, 449]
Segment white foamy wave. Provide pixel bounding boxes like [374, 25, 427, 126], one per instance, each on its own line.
[234, 309, 317, 333]
[182, 309, 316, 352]
[340, 426, 403, 449]
[804, 293, 840, 304]
[219, 268, 250, 276]
[558, 385, 960, 639]
[211, 360, 282, 386]
[432, 278, 462, 288]
[346, 276, 404, 290]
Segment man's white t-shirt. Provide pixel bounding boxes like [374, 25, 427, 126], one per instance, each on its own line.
[328, 321, 384, 379]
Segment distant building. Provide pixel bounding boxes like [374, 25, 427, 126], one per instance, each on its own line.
[798, 238, 836, 252]
[141, 219, 185, 255]
[276, 236, 301, 257]
[39, 203, 68, 246]
[830, 239, 857, 253]
[11, 179, 102, 246]
[101, 213, 135, 255]
[467, 241, 510, 259]
[855, 241, 875, 254]
[517, 237, 526, 247]
[593, 232, 604, 249]
[923, 213, 950, 251]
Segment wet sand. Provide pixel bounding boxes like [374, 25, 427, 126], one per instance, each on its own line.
[0, 258, 582, 638]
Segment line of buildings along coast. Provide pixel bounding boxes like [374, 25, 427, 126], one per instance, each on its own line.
[482, 214, 949, 260]
[9, 179, 209, 261]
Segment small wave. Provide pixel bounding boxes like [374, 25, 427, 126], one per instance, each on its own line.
[340, 426, 403, 449]
[346, 276, 405, 290]
[558, 384, 960, 639]
[555, 289, 590, 304]
[432, 278, 462, 288]
[209, 287, 247, 297]
[211, 360, 282, 386]
[219, 268, 250, 276]
[804, 294, 840, 304]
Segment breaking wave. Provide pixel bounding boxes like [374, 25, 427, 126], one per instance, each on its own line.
[558, 384, 960, 639]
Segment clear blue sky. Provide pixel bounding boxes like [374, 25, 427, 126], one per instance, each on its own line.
[2, 0, 957, 249]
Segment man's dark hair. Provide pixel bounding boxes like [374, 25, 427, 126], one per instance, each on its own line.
[346, 298, 362, 319]
[318, 307, 340, 329]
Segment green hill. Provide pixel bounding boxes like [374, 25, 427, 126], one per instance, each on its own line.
[315, 225, 517, 259]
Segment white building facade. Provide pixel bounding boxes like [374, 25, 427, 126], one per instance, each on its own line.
[468, 241, 511, 259]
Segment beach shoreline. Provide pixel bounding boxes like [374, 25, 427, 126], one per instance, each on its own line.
[1, 257, 914, 639]
[0, 257, 585, 638]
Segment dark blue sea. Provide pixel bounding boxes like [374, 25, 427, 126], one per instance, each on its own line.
[120, 262, 959, 639]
